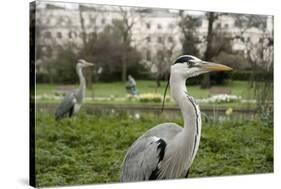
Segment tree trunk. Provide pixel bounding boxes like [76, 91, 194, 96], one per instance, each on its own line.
[156, 74, 161, 88]
[121, 34, 129, 81]
[201, 12, 215, 89]
[122, 55, 127, 82]
[79, 7, 87, 46]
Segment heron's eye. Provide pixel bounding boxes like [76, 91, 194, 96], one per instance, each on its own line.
[187, 61, 193, 68]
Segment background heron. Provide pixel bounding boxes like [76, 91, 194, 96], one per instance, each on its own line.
[55, 59, 94, 120]
[120, 55, 232, 181]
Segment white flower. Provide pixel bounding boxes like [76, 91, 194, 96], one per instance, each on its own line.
[134, 113, 140, 120]
[199, 94, 241, 104]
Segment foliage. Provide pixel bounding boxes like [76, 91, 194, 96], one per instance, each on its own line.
[151, 29, 179, 87]
[35, 112, 273, 187]
[83, 25, 145, 82]
[37, 24, 145, 83]
[229, 71, 273, 81]
[232, 13, 273, 72]
[213, 52, 250, 70]
[202, 30, 234, 85]
[37, 46, 78, 84]
[111, 9, 138, 82]
[178, 12, 201, 57]
[234, 14, 267, 30]
[252, 79, 273, 128]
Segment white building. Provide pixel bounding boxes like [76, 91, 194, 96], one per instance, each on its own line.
[35, 2, 273, 71]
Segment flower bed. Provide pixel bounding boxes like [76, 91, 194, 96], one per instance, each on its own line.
[199, 94, 241, 104]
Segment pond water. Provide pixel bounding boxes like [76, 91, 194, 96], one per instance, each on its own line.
[36, 103, 257, 123]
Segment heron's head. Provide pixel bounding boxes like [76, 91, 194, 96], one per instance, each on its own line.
[77, 59, 94, 68]
[161, 55, 232, 111]
[171, 55, 232, 79]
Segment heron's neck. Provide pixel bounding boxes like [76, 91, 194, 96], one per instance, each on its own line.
[76, 66, 86, 96]
[170, 74, 201, 147]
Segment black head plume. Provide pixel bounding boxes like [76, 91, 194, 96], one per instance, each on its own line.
[174, 55, 195, 64]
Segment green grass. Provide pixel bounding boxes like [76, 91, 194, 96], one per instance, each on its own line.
[190, 120, 273, 177]
[35, 80, 256, 110]
[35, 111, 273, 187]
[36, 80, 253, 99]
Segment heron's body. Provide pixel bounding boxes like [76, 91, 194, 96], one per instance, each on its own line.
[120, 55, 231, 182]
[55, 59, 93, 120]
[121, 73, 201, 181]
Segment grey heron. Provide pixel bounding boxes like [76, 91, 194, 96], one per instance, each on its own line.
[55, 59, 94, 120]
[120, 55, 232, 181]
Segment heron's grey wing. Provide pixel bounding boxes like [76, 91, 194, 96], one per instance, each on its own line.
[120, 136, 167, 182]
[55, 92, 76, 120]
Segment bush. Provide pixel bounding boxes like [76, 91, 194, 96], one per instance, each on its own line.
[213, 52, 251, 70]
[138, 93, 162, 103]
[36, 46, 78, 84]
[210, 52, 249, 84]
[229, 71, 273, 81]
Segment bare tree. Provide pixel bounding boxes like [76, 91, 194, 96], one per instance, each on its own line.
[248, 28, 273, 125]
[151, 31, 178, 88]
[201, 12, 220, 88]
[115, 7, 139, 81]
[78, 5, 88, 47]
[227, 14, 273, 124]
[78, 5, 101, 89]
[178, 10, 201, 56]
[233, 15, 273, 70]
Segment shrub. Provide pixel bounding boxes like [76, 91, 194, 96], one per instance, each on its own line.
[137, 93, 171, 103]
[138, 93, 162, 103]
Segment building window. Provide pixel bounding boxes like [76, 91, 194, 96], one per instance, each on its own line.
[90, 17, 96, 23]
[157, 24, 162, 29]
[168, 36, 174, 43]
[146, 23, 151, 29]
[68, 31, 72, 39]
[224, 23, 229, 28]
[101, 18, 106, 24]
[157, 36, 162, 43]
[146, 36, 151, 43]
[44, 31, 52, 38]
[56, 32, 62, 39]
[168, 23, 174, 29]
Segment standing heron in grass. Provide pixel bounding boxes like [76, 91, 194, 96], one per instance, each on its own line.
[55, 59, 94, 120]
[120, 55, 232, 181]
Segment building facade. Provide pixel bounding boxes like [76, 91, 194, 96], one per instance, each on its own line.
[35, 2, 273, 71]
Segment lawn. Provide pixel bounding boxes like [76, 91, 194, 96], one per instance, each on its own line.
[35, 80, 257, 110]
[36, 80, 253, 99]
[35, 111, 273, 187]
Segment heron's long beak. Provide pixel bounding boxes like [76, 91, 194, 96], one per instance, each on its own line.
[200, 61, 232, 71]
[84, 62, 94, 67]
